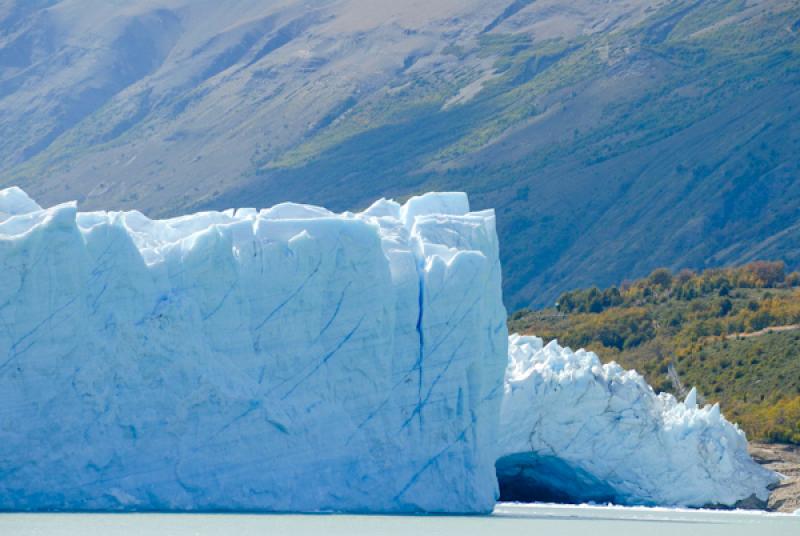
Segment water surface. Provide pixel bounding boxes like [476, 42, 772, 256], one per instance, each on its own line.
[1, 503, 797, 535]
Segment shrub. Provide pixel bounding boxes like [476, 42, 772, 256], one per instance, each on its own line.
[648, 268, 673, 289]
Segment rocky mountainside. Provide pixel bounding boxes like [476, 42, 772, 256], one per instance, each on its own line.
[1, 0, 799, 308]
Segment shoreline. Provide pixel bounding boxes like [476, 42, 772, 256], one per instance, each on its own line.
[749, 442, 800, 513]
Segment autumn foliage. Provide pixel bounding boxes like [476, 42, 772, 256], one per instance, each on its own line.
[509, 261, 800, 444]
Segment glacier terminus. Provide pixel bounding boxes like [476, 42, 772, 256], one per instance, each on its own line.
[498, 335, 778, 508]
[0, 188, 507, 513]
[0, 187, 778, 513]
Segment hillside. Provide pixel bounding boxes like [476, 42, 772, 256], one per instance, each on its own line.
[508, 261, 800, 444]
[1, 1, 799, 308]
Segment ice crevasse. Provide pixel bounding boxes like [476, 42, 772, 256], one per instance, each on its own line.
[0, 186, 778, 513]
[498, 334, 779, 508]
[0, 187, 507, 513]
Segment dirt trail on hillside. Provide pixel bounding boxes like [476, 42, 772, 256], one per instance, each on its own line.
[727, 324, 800, 340]
[749, 442, 800, 513]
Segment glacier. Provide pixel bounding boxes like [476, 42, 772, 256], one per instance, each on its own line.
[0, 185, 781, 513]
[0, 187, 507, 513]
[498, 334, 779, 508]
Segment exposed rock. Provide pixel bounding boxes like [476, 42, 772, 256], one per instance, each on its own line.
[749, 442, 800, 513]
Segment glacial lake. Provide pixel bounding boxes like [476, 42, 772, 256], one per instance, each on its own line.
[1, 503, 797, 536]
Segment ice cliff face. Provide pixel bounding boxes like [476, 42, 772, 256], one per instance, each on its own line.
[0, 184, 777, 512]
[0, 187, 507, 513]
[498, 335, 779, 508]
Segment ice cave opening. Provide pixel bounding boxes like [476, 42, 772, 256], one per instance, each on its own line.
[495, 452, 625, 505]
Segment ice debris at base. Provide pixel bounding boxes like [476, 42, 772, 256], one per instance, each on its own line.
[0, 187, 507, 513]
[498, 334, 779, 508]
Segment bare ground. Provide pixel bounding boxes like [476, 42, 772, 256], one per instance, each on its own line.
[749, 441, 800, 513]
[726, 324, 800, 340]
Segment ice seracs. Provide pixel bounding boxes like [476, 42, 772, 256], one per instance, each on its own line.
[498, 334, 779, 508]
[0, 185, 779, 512]
[0, 188, 507, 513]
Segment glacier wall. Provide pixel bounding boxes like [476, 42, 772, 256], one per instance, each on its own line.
[498, 335, 779, 508]
[0, 187, 507, 513]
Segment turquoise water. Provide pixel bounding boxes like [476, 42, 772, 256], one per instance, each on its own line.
[0, 503, 797, 535]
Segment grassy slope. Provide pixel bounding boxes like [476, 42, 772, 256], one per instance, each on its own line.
[508, 262, 800, 443]
[203, 0, 800, 309]
[4, 2, 799, 311]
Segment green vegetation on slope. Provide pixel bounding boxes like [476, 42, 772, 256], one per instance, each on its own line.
[508, 261, 800, 444]
[210, 0, 800, 309]
[4, 2, 800, 312]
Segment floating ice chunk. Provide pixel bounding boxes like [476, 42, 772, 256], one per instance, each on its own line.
[498, 334, 779, 508]
[0, 188, 507, 514]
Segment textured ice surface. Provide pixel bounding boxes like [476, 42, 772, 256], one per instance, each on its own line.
[0, 189, 507, 513]
[499, 335, 779, 508]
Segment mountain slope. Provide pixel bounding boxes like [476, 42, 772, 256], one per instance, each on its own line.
[508, 262, 800, 444]
[1, 0, 799, 308]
